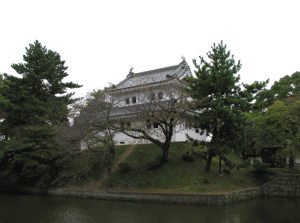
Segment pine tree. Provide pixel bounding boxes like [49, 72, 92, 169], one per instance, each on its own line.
[0, 41, 82, 188]
[2, 40, 82, 136]
[187, 41, 268, 173]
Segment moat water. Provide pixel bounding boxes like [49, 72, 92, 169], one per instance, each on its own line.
[1, 193, 300, 223]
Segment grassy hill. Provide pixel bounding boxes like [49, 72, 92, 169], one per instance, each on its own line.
[61, 142, 285, 193]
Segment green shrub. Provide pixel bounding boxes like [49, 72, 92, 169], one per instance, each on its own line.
[252, 160, 268, 174]
[181, 153, 195, 162]
[243, 159, 251, 168]
[199, 152, 207, 160]
[146, 155, 163, 170]
[221, 156, 236, 170]
[146, 160, 162, 170]
[191, 149, 207, 160]
[284, 168, 300, 174]
[192, 140, 200, 146]
[225, 160, 236, 170]
[237, 163, 242, 170]
[118, 162, 132, 173]
[237, 159, 251, 169]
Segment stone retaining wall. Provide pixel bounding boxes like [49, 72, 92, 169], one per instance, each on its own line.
[261, 174, 300, 197]
[48, 187, 261, 205]
[1, 174, 299, 205]
[0, 185, 261, 205]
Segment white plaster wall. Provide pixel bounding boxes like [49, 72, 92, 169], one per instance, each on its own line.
[81, 76, 205, 149]
[114, 119, 165, 145]
[81, 141, 88, 150]
[113, 120, 206, 145]
[117, 86, 173, 107]
[172, 124, 207, 142]
[81, 119, 206, 149]
[286, 157, 300, 168]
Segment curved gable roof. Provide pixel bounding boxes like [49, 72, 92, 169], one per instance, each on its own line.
[115, 59, 190, 90]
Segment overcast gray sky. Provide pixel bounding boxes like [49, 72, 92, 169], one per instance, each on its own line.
[1, 0, 299, 98]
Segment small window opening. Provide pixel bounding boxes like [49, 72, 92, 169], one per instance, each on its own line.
[150, 93, 156, 101]
[146, 120, 151, 129]
[132, 96, 136, 104]
[120, 122, 125, 129]
[158, 92, 163, 100]
[153, 123, 159, 128]
[125, 98, 130, 104]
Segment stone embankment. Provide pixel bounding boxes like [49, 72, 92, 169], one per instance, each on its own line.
[1, 174, 299, 205]
[0, 186, 261, 205]
[47, 187, 261, 205]
[261, 174, 300, 197]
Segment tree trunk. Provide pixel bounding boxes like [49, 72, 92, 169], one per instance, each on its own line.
[110, 145, 115, 160]
[205, 153, 213, 173]
[219, 153, 222, 174]
[242, 148, 245, 161]
[107, 166, 113, 188]
[107, 145, 115, 188]
[205, 118, 217, 173]
[162, 149, 170, 162]
[162, 133, 172, 162]
[289, 157, 294, 169]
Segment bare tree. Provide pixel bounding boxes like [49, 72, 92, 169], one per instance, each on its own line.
[108, 79, 193, 162]
[56, 90, 119, 187]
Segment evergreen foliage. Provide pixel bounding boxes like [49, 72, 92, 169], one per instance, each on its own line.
[0, 74, 11, 116]
[1, 40, 81, 135]
[181, 153, 195, 162]
[186, 41, 268, 173]
[252, 160, 268, 174]
[0, 125, 59, 189]
[255, 99, 300, 168]
[254, 71, 300, 110]
[0, 40, 81, 188]
[242, 71, 300, 167]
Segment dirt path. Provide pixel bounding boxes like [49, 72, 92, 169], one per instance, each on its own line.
[88, 145, 136, 189]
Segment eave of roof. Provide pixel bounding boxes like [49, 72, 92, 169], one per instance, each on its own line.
[109, 59, 190, 91]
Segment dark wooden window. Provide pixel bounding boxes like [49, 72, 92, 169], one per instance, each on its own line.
[158, 92, 163, 99]
[153, 123, 159, 128]
[125, 98, 130, 104]
[146, 120, 151, 129]
[150, 93, 156, 101]
[120, 122, 125, 129]
[132, 96, 136, 104]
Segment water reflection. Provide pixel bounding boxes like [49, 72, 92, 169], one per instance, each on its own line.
[0, 194, 300, 223]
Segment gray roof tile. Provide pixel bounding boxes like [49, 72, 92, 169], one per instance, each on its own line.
[115, 60, 190, 89]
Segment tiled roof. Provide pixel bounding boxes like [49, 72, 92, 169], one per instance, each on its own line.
[115, 59, 190, 89]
